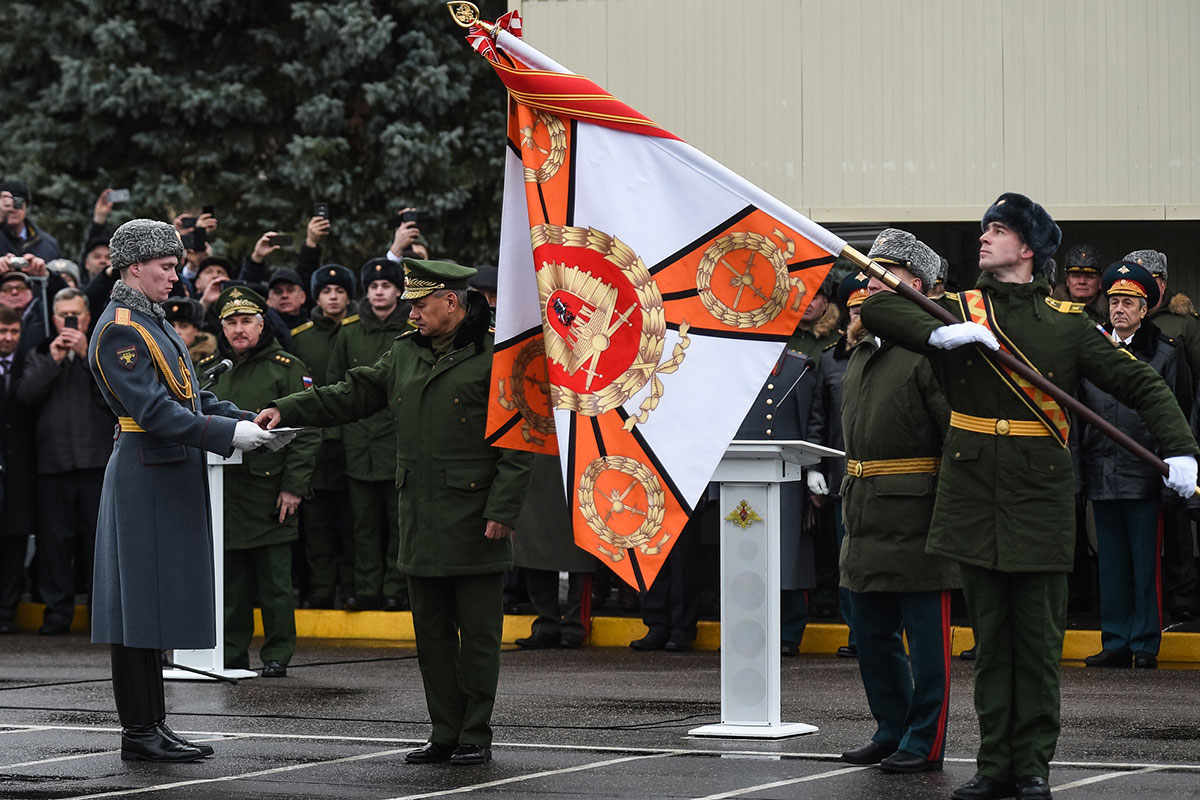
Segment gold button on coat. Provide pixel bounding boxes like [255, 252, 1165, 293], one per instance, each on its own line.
[995, 419, 1010, 435]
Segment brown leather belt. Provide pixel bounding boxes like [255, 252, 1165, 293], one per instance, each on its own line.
[846, 457, 941, 478]
[950, 410, 1052, 437]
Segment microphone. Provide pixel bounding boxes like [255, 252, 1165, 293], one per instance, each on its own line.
[204, 358, 233, 380]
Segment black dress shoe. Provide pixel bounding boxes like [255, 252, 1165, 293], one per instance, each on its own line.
[301, 597, 333, 610]
[405, 741, 457, 764]
[343, 595, 381, 611]
[836, 645, 857, 658]
[880, 749, 942, 773]
[1015, 775, 1051, 799]
[121, 724, 206, 762]
[515, 632, 561, 649]
[382, 595, 409, 612]
[960, 646, 978, 661]
[449, 744, 492, 765]
[840, 740, 896, 765]
[158, 723, 214, 757]
[780, 641, 799, 657]
[1169, 605, 1195, 622]
[664, 637, 693, 652]
[261, 661, 287, 678]
[1133, 651, 1158, 669]
[559, 635, 583, 649]
[630, 630, 669, 651]
[1084, 649, 1131, 668]
[0, 621, 13, 635]
[952, 773, 1017, 800]
[38, 621, 71, 636]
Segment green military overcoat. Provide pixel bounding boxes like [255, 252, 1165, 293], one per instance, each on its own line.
[861, 274, 1198, 573]
[201, 340, 320, 550]
[272, 299, 533, 577]
[289, 310, 345, 492]
[839, 331, 959, 593]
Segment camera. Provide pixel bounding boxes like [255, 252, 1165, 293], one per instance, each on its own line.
[179, 216, 198, 229]
[106, 189, 131, 204]
[11, 196, 24, 210]
[201, 204, 215, 216]
[63, 314, 78, 330]
[397, 209, 431, 228]
[313, 202, 329, 219]
[268, 234, 294, 247]
[8, 256, 27, 271]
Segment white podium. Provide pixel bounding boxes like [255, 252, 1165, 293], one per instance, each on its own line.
[163, 450, 258, 681]
[689, 440, 842, 739]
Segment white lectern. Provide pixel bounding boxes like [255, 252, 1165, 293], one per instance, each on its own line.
[689, 440, 842, 739]
[163, 450, 258, 681]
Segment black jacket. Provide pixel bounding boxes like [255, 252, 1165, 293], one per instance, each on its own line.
[806, 335, 850, 498]
[0, 350, 37, 536]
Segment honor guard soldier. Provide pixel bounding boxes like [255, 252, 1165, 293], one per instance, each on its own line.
[838, 230, 957, 774]
[258, 258, 534, 766]
[88, 219, 278, 762]
[861, 194, 1199, 800]
[1076, 261, 1190, 670]
[1132, 248, 1200, 623]
[200, 286, 319, 677]
[1055, 245, 1106, 322]
[326, 257, 414, 611]
[288, 264, 357, 608]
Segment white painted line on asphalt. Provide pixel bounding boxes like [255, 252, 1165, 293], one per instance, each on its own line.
[380, 751, 676, 800]
[53, 747, 410, 800]
[1, 750, 119, 769]
[0, 725, 42, 735]
[1055, 765, 1166, 792]
[689, 765, 870, 799]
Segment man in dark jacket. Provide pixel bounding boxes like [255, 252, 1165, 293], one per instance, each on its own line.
[0, 306, 35, 635]
[16, 288, 115, 635]
[0, 181, 62, 264]
[838, 229, 957, 774]
[1076, 261, 1190, 669]
[258, 259, 534, 766]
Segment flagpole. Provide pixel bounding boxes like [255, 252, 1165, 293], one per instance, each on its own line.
[839, 245, 1193, 492]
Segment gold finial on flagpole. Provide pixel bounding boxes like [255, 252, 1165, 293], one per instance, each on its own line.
[447, 2, 495, 33]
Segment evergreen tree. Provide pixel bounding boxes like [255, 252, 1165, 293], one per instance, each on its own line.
[0, 0, 509, 268]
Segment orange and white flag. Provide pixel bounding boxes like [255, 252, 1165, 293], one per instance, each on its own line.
[472, 12, 846, 591]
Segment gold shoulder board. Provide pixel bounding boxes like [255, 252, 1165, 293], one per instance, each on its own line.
[942, 291, 959, 301]
[114, 307, 131, 326]
[341, 314, 360, 327]
[291, 321, 314, 336]
[1044, 297, 1084, 313]
[274, 354, 291, 365]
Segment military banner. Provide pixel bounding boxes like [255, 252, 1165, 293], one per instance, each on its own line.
[468, 10, 846, 590]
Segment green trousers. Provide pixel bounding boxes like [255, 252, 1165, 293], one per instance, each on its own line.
[224, 542, 296, 668]
[346, 478, 404, 599]
[960, 565, 1067, 782]
[408, 572, 504, 747]
[301, 487, 352, 601]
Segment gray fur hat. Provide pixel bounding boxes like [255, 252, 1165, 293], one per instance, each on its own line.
[867, 228, 939, 293]
[937, 256, 949, 283]
[109, 219, 184, 273]
[1124, 249, 1167, 279]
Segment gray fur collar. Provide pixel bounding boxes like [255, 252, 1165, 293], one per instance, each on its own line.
[111, 280, 166, 321]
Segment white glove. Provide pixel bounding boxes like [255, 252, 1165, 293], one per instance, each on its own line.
[806, 470, 828, 496]
[927, 322, 1000, 352]
[231, 420, 273, 451]
[261, 429, 299, 452]
[1163, 455, 1198, 498]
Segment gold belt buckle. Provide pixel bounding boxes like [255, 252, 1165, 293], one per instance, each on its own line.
[851, 461, 864, 477]
[995, 419, 1011, 435]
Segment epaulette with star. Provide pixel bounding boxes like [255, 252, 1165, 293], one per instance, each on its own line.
[290, 320, 314, 336]
[1044, 297, 1085, 314]
[822, 340, 838, 352]
[942, 291, 959, 301]
[396, 328, 418, 340]
[196, 353, 219, 368]
[273, 353, 293, 366]
[340, 314, 360, 327]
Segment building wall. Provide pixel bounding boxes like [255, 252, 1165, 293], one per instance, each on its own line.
[517, 0, 1200, 223]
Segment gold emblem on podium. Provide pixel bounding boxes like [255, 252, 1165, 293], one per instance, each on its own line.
[725, 499, 763, 530]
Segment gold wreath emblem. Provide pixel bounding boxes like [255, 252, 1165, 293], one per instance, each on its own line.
[725, 499, 763, 530]
[520, 110, 567, 185]
[496, 338, 555, 446]
[577, 455, 668, 561]
[533, 224, 689, 429]
[696, 229, 806, 328]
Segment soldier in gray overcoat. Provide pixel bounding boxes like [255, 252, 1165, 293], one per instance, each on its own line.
[88, 219, 277, 763]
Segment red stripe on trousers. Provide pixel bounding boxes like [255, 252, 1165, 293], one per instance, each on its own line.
[927, 589, 953, 761]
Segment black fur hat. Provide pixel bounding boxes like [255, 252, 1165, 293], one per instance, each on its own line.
[360, 257, 403, 291]
[981, 192, 1061, 270]
[311, 264, 356, 298]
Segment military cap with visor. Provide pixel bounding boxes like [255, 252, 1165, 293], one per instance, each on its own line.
[1102, 260, 1160, 310]
[1124, 249, 1167, 280]
[109, 218, 184, 273]
[400, 258, 477, 300]
[310, 264, 356, 299]
[214, 285, 268, 320]
[838, 272, 871, 309]
[867, 228, 939, 292]
[1064, 244, 1103, 274]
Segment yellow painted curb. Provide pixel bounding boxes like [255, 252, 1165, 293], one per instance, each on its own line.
[14, 604, 1200, 664]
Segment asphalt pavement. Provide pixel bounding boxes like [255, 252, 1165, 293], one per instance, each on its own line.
[1, 635, 1198, 799]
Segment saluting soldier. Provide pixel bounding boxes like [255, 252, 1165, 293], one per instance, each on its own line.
[1133, 248, 1200, 623]
[861, 193, 1199, 800]
[327, 257, 413, 611]
[88, 219, 276, 761]
[1076, 261, 1189, 670]
[288, 264, 357, 608]
[258, 259, 534, 766]
[837, 230, 957, 774]
[200, 287, 319, 678]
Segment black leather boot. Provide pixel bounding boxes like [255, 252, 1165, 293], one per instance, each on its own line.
[158, 722, 214, 757]
[121, 724, 206, 762]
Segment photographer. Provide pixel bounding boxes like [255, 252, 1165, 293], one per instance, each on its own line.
[0, 180, 62, 263]
[240, 217, 326, 289]
[16, 288, 115, 635]
[385, 207, 429, 263]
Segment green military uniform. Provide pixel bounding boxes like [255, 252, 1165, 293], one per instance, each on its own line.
[786, 298, 842, 358]
[327, 296, 413, 606]
[202, 287, 320, 671]
[863, 267, 1197, 785]
[288, 306, 351, 604]
[272, 259, 533, 753]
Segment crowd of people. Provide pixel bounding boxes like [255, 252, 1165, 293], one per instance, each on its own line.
[2, 180, 1199, 793]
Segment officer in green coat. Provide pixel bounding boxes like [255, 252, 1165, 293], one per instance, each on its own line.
[861, 193, 1199, 800]
[258, 259, 533, 766]
[201, 287, 320, 677]
[838, 230, 958, 775]
[326, 257, 414, 611]
[288, 264, 356, 607]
